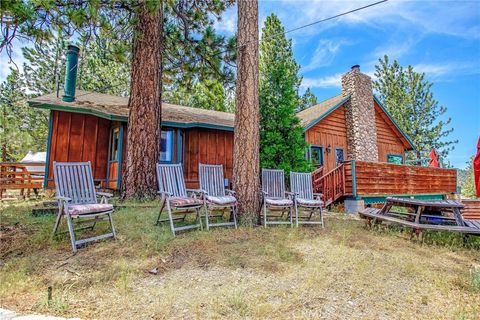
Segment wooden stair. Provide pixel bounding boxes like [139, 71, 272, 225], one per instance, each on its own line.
[312, 164, 345, 206]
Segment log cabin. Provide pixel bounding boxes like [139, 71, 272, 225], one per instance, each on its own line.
[28, 47, 457, 210]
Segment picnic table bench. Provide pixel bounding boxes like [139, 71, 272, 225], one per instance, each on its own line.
[360, 197, 480, 239]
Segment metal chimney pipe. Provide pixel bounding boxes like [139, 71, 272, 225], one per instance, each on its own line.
[62, 44, 80, 102]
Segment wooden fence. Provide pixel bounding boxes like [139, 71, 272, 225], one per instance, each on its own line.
[0, 162, 45, 199]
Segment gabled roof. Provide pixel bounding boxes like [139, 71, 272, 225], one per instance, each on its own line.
[297, 93, 415, 150]
[297, 94, 350, 130]
[28, 90, 235, 131]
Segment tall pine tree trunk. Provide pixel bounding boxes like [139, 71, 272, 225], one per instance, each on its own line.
[122, 2, 163, 198]
[233, 0, 260, 224]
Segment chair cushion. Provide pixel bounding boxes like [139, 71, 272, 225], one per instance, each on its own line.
[68, 203, 113, 216]
[206, 195, 236, 205]
[265, 198, 293, 206]
[296, 198, 324, 207]
[169, 197, 203, 207]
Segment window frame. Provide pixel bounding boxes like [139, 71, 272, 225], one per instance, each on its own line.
[335, 147, 345, 166]
[310, 145, 324, 166]
[159, 128, 175, 163]
[108, 127, 120, 162]
[386, 153, 404, 164]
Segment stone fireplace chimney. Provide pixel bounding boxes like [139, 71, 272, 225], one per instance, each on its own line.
[341, 65, 379, 162]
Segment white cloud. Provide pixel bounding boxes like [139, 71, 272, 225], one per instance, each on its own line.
[213, 6, 236, 34]
[301, 73, 343, 89]
[414, 62, 480, 79]
[0, 42, 26, 82]
[302, 39, 351, 72]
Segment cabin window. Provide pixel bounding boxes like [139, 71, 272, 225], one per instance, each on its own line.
[160, 129, 174, 162]
[335, 148, 344, 165]
[109, 127, 120, 161]
[310, 146, 324, 166]
[387, 154, 403, 164]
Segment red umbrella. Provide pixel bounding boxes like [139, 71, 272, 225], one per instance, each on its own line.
[428, 149, 439, 168]
[474, 136, 480, 197]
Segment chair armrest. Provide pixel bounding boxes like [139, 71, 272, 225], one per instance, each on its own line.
[186, 188, 203, 194]
[97, 192, 113, 198]
[262, 190, 269, 196]
[285, 191, 295, 195]
[55, 196, 72, 202]
[225, 189, 236, 195]
[157, 191, 173, 197]
[313, 193, 323, 200]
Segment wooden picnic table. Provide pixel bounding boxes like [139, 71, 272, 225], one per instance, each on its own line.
[361, 197, 480, 238]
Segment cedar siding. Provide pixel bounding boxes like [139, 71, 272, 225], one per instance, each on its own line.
[304, 105, 348, 172]
[184, 128, 234, 188]
[374, 101, 408, 162]
[46, 110, 111, 187]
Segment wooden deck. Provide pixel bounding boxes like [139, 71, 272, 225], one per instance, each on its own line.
[344, 161, 457, 201]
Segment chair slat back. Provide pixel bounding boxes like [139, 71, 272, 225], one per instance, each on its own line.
[290, 172, 314, 200]
[199, 164, 225, 197]
[53, 162, 97, 204]
[156, 163, 187, 198]
[262, 169, 285, 198]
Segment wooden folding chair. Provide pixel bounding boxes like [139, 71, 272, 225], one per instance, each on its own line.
[198, 164, 237, 230]
[290, 171, 324, 227]
[156, 163, 203, 236]
[52, 161, 116, 252]
[261, 169, 294, 227]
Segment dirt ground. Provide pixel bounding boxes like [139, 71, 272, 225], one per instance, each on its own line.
[1, 201, 479, 319]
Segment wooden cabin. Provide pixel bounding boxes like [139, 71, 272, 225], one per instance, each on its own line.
[28, 48, 457, 208]
[29, 90, 234, 189]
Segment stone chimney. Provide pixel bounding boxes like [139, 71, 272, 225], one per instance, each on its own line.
[341, 65, 379, 162]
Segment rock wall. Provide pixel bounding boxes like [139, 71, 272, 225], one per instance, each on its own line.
[341, 66, 379, 162]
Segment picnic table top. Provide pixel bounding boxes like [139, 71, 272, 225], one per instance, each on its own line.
[385, 197, 465, 209]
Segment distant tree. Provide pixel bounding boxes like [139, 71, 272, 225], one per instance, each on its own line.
[298, 87, 318, 111]
[234, 0, 260, 225]
[0, 69, 47, 161]
[461, 158, 477, 198]
[373, 55, 457, 160]
[259, 14, 312, 174]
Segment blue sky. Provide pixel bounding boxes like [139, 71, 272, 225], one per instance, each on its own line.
[1, 0, 478, 168]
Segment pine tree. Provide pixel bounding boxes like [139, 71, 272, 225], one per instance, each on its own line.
[461, 158, 477, 198]
[373, 55, 457, 159]
[298, 87, 318, 111]
[259, 14, 312, 174]
[234, 0, 261, 224]
[0, 69, 47, 161]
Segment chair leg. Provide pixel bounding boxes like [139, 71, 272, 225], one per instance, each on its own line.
[108, 212, 117, 239]
[204, 202, 210, 231]
[196, 207, 203, 230]
[166, 201, 176, 236]
[263, 202, 267, 228]
[289, 205, 293, 227]
[233, 205, 238, 229]
[52, 209, 63, 237]
[66, 215, 77, 252]
[320, 207, 324, 228]
[294, 201, 299, 227]
[156, 199, 166, 225]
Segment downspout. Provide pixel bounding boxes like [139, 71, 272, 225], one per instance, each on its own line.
[351, 159, 357, 198]
[116, 125, 124, 190]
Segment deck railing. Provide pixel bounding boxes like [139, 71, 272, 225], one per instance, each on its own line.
[0, 162, 45, 199]
[312, 164, 345, 206]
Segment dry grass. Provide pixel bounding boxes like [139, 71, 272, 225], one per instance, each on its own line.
[1, 200, 479, 319]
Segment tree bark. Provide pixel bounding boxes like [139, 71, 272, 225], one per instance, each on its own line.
[233, 0, 260, 224]
[122, 2, 163, 199]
